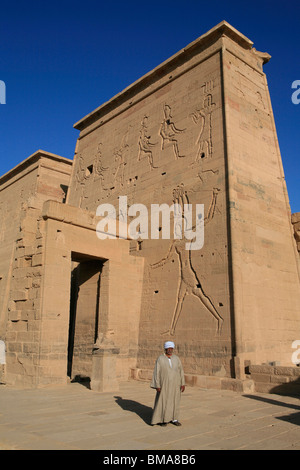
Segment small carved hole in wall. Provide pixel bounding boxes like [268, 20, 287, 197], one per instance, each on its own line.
[154, 290, 159, 294]
[137, 240, 143, 251]
[200, 153, 205, 159]
[219, 302, 223, 307]
[86, 165, 93, 177]
[161, 172, 167, 176]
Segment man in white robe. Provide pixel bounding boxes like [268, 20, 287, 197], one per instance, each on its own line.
[151, 341, 185, 426]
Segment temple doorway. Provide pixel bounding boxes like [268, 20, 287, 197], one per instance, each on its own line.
[67, 254, 104, 384]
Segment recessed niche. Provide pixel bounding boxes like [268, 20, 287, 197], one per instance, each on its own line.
[85, 165, 93, 177]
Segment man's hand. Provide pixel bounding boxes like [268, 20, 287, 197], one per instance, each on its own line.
[156, 388, 161, 392]
[181, 385, 185, 392]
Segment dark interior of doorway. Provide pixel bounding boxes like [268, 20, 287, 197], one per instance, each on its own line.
[67, 254, 104, 385]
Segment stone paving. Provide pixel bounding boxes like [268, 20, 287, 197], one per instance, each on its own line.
[0, 379, 299, 450]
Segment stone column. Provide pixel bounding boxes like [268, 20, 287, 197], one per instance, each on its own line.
[91, 338, 120, 392]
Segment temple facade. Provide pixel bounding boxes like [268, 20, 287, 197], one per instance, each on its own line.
[1, 22, 299, 392]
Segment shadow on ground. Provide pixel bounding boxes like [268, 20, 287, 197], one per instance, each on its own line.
[244, 393, 300, 426]
[114, 396, 153, 425]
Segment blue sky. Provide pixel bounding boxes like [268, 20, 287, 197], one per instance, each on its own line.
[1, 0, 299, 213]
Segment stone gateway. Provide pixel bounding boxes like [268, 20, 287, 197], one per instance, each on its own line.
[0, 21, 299, 393]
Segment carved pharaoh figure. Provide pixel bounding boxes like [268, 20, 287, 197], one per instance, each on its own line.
[113, 130, 129, 188]
[159, 104, 185, 159]
[191, 94, 216, 162]
[137, 115, 157, 169]
[94, 143, 109, 181]
[150, 186, 223, 335]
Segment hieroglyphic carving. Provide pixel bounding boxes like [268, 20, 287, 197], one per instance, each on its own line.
[137, 115, 157, 169]
[201, 79, 214, 95]
[159, 104, 185, 159]
[197, 168, 219, 185]
[172, 183, 189, 206]
[0, 201, 7, 242]
[74, 154, 89, 206]
[94, 143, 109, 183]
[75, 154, 87, 185]
[93, 129, 130, 198]
[191, 93, 216, 162]
[256, 90, 266, 110]
[150, 186, 223, 335]
[113, 128, 129, 188]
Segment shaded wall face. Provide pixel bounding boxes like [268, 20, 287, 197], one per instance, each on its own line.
[222, 40, 300, 366]
[67, 50, 233, 377]
[0, 168, 38, 335]
[292, 213, 300, 255]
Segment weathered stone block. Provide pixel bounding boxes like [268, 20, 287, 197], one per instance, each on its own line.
[10, 290, 28, 302]
[8, 310, 21, 321]
[32, 254, 43, 267]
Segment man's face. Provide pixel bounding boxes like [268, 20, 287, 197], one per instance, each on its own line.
[165, 347, 174, 356]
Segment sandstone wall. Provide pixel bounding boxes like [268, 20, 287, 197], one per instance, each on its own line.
[222, 38, 300, 369]
[36, 200, 144, 387]
[66, 21, 300, 378]
[67, 29, 233, 377]
[248, 364, 300, 395]
[0, 152, 72, 386]
[1, 22, 299, 388]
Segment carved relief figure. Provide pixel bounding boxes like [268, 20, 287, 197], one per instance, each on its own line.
[113, 129, 129, 188]
[137, 115, 157, 169]
[191, 93, 216, 162]
[94, 143, 109, 183]
[75, 154, 86, 185]
[150, 186, 223, 336]
[0, 201, 7, 242]
[256, 90, 266, 110]
[159, 104, 185, 159]
[74, 153, 90, 206]
[202, 80, 214, 95]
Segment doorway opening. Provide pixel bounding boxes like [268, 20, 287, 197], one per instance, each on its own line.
[67, 253, 105, 385]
